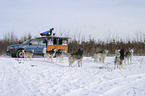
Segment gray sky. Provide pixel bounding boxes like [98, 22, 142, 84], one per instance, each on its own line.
[0, 0, 145, 41]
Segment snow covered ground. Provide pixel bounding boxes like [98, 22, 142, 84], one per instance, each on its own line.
[0, 56, 145, 96]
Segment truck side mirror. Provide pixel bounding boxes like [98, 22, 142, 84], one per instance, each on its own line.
[29, 43, 32, 46]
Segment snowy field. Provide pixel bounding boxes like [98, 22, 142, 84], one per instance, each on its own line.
[0, 56, 145, 96]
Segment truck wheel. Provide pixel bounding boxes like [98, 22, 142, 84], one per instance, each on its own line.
[16, 50, 24, 58]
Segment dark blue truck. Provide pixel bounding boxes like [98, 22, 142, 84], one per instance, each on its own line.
[7, 38, 46, 58]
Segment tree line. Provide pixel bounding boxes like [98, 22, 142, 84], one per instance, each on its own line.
[0, 32, 144, 56]
[68, 39, 145, 56]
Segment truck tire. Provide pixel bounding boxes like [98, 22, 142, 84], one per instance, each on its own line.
[16, 50, 24, 58]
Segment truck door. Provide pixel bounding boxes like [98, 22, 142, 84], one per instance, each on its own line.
[37, 39, 46, 54]
[25, 39, 39, 54]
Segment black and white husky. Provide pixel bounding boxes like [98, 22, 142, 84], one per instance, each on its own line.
[94, 49, 108, 63]
[124, 48, 134, 64]
[68, 48, 84, 67]
[43, 48, 57, 62]
[114, 49, 124, 69]
[55, 49, 67, 63]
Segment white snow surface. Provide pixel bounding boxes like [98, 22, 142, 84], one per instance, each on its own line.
[0, 56, 145, 96]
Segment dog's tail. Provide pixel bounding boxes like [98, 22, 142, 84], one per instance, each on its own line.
[64, 52, 71, 57]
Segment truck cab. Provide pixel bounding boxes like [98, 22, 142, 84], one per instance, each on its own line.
[7, 38, 46, 58]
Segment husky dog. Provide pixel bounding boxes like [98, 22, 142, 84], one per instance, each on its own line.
[43, 48, 57, 62]
[124, 48, 134, 64]
[115, 49, 120, 56]
[55, 49, 67, 63]
[68, 48, 83, 67]
[114, 49, 124, 69]
[94, 49, 108, 63]
[23, 49, 34, 60]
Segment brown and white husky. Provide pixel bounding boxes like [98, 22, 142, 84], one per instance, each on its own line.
[23, 49, 34, 60]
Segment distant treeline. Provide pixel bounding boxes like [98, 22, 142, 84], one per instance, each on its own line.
[68, 39, 145, 56]
[0, 32, 144, 56]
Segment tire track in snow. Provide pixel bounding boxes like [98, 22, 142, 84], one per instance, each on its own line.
[0, 58, 6, 94]
[0, 58, 34, 96]
[63, 73, 145, 96]
[98, 74, 145, 96]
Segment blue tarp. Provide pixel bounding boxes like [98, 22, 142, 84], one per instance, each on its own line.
[40, 30, 51, 35]
[40, 28, 54, 36]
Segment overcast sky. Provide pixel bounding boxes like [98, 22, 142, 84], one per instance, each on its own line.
[0, 0, 145, 41]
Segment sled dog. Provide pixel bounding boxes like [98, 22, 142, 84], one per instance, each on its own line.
[115, 49, 120, 56]
[43, 48, 57, 62]
[55, 49, 67, 63]
[124, 48, 134, 64]
[94, 49, 108, 63]
[23, 49, 34, 60]
[68, 48, 83, 67]
[114, 49, 124, 69]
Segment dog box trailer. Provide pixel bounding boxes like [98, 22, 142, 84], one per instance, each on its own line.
[39, 28, 70, 52]
[37, 36, 70, 52]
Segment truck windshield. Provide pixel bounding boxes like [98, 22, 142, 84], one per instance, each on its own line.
[22, 40, 30, 45]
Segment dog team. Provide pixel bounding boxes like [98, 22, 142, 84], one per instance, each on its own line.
[22, 47, 133, 68]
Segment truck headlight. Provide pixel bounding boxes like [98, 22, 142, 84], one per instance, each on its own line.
[10, 47, 15, 49]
